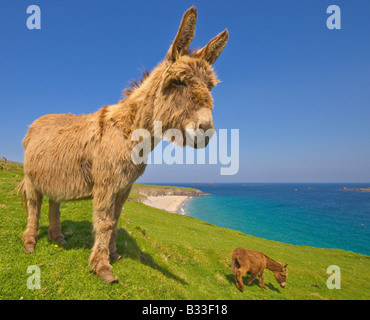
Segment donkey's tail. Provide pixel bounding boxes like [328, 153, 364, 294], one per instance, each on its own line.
[16, 178, 28, 212]
[231, 252, 240, 275]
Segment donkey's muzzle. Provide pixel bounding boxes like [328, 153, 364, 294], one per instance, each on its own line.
[186, 127, 215, 149]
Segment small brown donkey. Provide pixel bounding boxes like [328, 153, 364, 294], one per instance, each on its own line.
[18, 7, 228, 283]
[232, 248, 288, 292]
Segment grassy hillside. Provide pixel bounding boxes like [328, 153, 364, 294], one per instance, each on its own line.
[0, 164, 369, 300]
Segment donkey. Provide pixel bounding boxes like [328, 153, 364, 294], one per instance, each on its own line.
[17, 7, 228, 283]
[232, 248, 288, 292]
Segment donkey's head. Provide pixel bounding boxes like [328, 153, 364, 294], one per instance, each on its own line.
[273, 260, 288, 288]
[153, 7, 228, 148]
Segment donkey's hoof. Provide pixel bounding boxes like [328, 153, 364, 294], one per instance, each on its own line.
[54, 236, 66, 244]
[98, 269, 118, 284]
[48, 232, 66, 244]
[24, 243, 35, 253]
[110, 252, 122, 261]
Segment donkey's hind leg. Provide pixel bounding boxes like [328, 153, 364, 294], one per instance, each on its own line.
[234, 268, 248, 292]
[247, 273, 258, 287]
[48, 200, 66, 243]
[232, 256, 247, 292]
[23, 179, 43, 253]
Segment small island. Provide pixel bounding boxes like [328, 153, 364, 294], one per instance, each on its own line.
[341, 187, 370, 192]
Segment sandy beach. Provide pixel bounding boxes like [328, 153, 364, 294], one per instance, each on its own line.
[142, 195, 190, 213]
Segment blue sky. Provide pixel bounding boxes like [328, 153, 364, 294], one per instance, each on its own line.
[1, 0, 369, 182]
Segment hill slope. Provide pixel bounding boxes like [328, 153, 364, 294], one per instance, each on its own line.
[0, 164, 369, 299]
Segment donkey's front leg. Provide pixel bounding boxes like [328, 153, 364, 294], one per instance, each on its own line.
[258, 273, 266, 289]
[109, 189, 130, 261]
[89, 190, 118, 283]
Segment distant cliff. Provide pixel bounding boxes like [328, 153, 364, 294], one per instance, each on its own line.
[131, 184, 209, 198]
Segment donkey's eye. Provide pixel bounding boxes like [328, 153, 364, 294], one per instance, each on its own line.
[172, 79, 187, 87]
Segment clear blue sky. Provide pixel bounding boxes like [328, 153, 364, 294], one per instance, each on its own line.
[1, 0, 369, 183]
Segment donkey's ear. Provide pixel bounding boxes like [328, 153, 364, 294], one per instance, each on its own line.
[167, 7, 197, 62]
[195, 29, 228, 65]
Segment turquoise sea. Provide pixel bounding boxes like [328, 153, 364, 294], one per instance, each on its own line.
[164, 183, 370, 256]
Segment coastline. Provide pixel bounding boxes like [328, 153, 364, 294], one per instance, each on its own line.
[176, 196, 193, 215]
[142, 195, 191, 214]
[132, 184, 209, 214]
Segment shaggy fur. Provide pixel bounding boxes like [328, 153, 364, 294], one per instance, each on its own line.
[18, 7, 228, 283]
[232, 248, 288, 292]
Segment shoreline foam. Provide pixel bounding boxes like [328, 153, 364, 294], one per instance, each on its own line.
[176, 196, 193, 215]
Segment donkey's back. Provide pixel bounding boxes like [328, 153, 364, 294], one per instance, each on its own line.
[23, 112, 99, 201]
[232, 248, 266, 275]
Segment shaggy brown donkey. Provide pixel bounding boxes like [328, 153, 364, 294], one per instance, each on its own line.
[232, 248, 288, 292]
[18, 7, 228, 283]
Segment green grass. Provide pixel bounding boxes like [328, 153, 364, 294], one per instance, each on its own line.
[0, 164, 369, 300]
[132, 183, 198, 192]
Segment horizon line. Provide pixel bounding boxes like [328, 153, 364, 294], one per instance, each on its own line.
[137, 181, 370, 184]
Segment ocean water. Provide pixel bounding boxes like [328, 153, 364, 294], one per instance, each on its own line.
[163, 183, 370, 256]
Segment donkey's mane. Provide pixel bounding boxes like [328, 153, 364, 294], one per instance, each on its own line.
[263, 254, 279, 266]
[263, 254, 284, 272]
[121, 46, 197, 99]
[122, 69, 150, 98]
